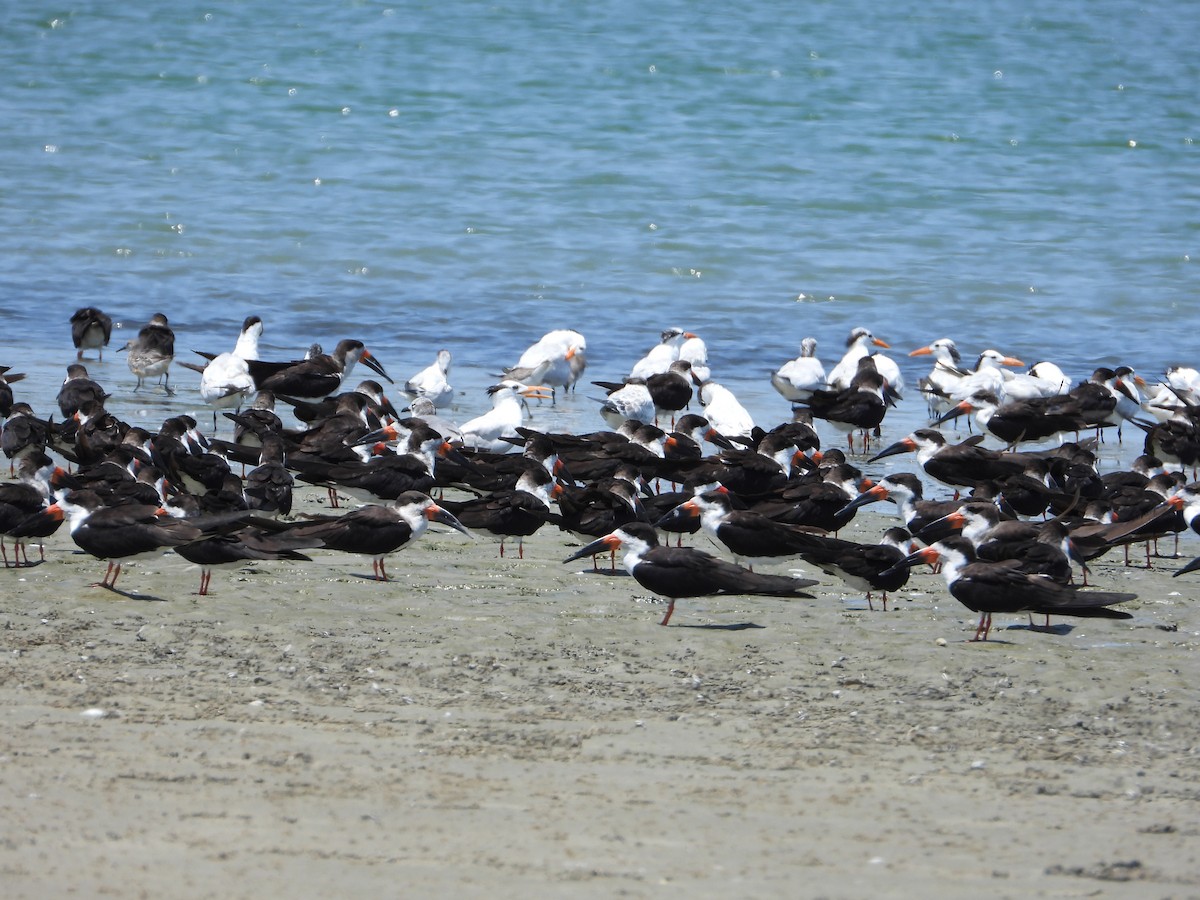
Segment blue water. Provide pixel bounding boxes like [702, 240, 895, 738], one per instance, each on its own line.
[2, 0, 1197, 450]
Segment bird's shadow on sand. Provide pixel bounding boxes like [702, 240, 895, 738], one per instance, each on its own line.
[1005, 622, 1075, 636]
[96, 584, 168, 602]
[672, 622, 766, 631]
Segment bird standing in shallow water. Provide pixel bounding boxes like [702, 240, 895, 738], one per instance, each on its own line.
[122, 313, 176, 395]
[70, 307, 113, 361]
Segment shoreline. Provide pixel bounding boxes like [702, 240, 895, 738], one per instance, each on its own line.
[2, 483, 1199, 897]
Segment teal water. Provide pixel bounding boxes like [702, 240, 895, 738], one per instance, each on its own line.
[1, 0, 1197, 443]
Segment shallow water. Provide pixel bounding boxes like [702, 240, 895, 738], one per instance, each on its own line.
[1, 0, 1196, 469]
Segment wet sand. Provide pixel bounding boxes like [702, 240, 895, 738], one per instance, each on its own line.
[2, 481, 1199, 899]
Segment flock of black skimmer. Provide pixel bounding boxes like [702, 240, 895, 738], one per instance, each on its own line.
[4, 311, 1200, 640]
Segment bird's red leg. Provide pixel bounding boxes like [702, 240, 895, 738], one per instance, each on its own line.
[94, 560, 115, 588]
[971, 612, 991, 642]
[866, 592, 875, 612]
[659, 600, 676, 626]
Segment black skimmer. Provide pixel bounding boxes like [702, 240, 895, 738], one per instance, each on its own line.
[796, 364, 894, 453]
[1, 481, 51, 567]
[0, 453, 69, 566]
[403, 349, 454, 409]
[870, 429, 1029, 491]
[290, 491, 470, 581]
[1101, 366, 1156, 440]
[438, 465, 562, 558]
[677, 430, 802, 500]
[840, 472, 967, 536]
[224, 392, 283, 450]
[1139, 415, 1200, 477]
[1169, 486, 1200, 575]
[771, 337, 827, 404]
[750, 462, 866, 533]
[427, 426, 559, 494]
[935, 391, 1099, 448]
[551, 468, 649, 557]
[242, 433, 294, 516]
[56, 364, 110, 418]
[122, 313, 176, 394]
[46, 489, 219, 590]
[920, 503, 1078, 586]
[0, 366, 27, 419]
[891, 536, 1136, 641]
[70, 307, 114, 360]
[827, 327, 891, 391]
[2, 403, 52, 475]
[70, 399, 127, 468]
[173, 522, 316, 595]
[504, 329, 587, 400]
[283, 393, 378, 464]
[965, 459, 1064, 519]
[655, 487, 825, 569]
[564, 522, 817, 626]
[459, 381, 553, 452]
[645, 360, 695, 427]
[256, 339, 392, 400]
[277, 380, 399, 429]
[788, 526, 915, 611]
[671, 413, 728, 454]
[150, 416, 232, 496]
[296, 422, 457, 506]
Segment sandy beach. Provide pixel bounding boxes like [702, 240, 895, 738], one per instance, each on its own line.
[2, 478, 1198, 899]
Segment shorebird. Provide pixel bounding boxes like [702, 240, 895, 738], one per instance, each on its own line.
[122, 313, 176, 394]
[70, 307, 113, 360]
[255, 339, 392, 400]
[173, 523, 316, 595]
[563, 522, 817, 626]
[181, 316, 263, 429]
[459, 381, 554, 452]
[45, 489, 228, 590]
[504, 329, 587, 400]
[890, 536, 1136, 641]
[771, 337, 827, 404]
[403, 348, 455, 409]
[290, 491, 471, 581]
